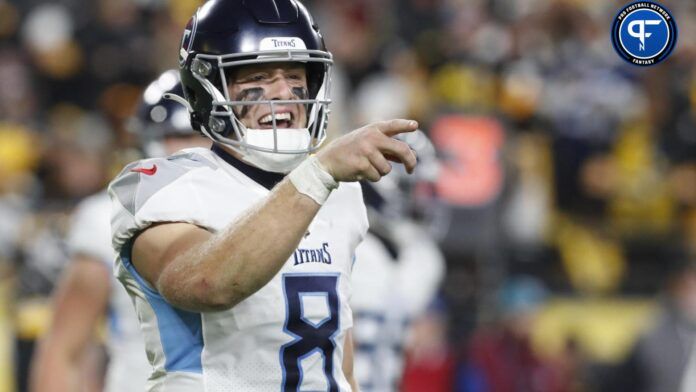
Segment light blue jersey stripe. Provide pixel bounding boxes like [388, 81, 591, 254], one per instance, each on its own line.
[120, 243, 204, 373]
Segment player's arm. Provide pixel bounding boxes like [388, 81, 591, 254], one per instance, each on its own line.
[342, 328, 360, 391]
[132, 119, 418, 312]
[30, 256, 110, 392]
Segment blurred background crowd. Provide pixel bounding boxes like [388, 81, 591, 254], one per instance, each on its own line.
[0, 0, 695, 391]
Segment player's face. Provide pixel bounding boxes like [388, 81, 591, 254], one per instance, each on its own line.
[227, 62, 308, 130]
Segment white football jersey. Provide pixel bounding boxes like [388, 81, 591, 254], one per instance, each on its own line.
[681, 341, 696, 392]
[108, 147, 368, 391]
[66, 191, 151, 392]
[351, 222, 444, 392]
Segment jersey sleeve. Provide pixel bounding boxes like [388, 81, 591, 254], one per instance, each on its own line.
[108, 151, 218, 254]
[66, 191, 114, 266]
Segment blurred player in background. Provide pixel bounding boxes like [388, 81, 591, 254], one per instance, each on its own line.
[107, 0, 418, 390]
[30, 70, 209, 392]
[11, 114, 113, 392]
[351, 130, 445, 391]
[612, 254, 696, 392]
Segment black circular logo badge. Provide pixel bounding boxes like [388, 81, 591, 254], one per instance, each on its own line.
[611, 1, 678, 66]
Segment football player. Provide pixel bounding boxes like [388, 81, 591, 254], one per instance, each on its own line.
[30, 70, 209, 392]
[351, 130, 445, 391]
[107, 0, 418, 390]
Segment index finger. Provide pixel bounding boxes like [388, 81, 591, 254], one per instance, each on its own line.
[376, 137, 418, 174]
[373, 119, 419, 137]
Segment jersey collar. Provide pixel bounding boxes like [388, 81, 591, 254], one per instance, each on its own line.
[211, 143, 284, 190]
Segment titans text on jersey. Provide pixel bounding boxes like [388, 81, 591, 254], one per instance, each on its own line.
[294, 243, 333, 265]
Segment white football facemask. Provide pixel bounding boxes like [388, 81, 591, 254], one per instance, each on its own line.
[190, 49, 333, 173]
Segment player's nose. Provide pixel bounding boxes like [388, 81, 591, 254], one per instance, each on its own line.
[266, 74, 296, 101]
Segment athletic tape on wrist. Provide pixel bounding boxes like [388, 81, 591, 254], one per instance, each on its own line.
[289, 156, 338, 205]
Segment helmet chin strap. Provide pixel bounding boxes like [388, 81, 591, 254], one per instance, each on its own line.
[163, 93, 194, 113]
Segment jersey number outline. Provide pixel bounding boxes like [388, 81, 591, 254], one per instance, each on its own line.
[280, 274, 340, 391]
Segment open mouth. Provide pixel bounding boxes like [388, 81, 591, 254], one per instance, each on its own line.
[257, 111, 294, 129]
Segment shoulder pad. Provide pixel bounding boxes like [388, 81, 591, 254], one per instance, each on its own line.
[109, 151, 215, 216]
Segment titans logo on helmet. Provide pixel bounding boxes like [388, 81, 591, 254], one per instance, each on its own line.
[611, 1, 677, 66]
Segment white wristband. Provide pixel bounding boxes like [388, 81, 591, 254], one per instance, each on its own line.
[289, 156, 338, 205]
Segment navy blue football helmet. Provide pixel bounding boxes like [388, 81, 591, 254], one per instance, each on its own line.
[129, 70, 199, 157]
[175, 0, 332, 165]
